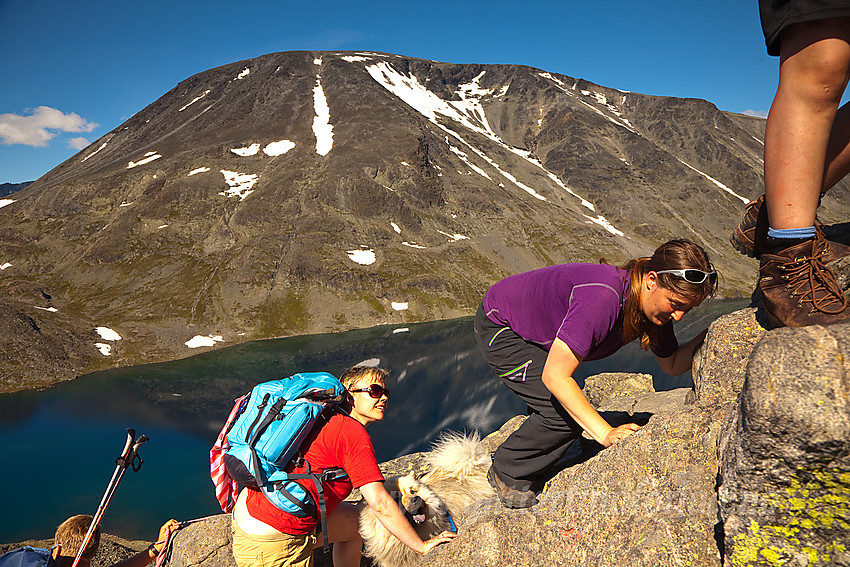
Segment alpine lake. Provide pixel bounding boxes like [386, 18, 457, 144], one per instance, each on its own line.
[0, 299, 748, 543]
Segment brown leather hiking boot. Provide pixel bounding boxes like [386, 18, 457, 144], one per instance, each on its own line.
[487, 465, 538, 509]
[731, 194, 850, 262]
[758, 236, 850, 327]
[732, 195, 770, 258]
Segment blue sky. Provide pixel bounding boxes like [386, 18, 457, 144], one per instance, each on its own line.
[0, 0, 777, 184]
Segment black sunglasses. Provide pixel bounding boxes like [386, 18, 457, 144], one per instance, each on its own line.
[656, 269, 717, 285]
[349, 384, 390, 399]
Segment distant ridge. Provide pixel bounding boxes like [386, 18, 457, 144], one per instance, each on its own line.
[1, 50, 848, 392]
[0, 182, 32, 197]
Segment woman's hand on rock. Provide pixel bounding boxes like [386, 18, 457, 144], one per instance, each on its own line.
[421, 530, 458, 554]
[602, 423, 640, 447]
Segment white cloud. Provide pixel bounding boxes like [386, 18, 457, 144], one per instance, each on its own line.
[742, 109, 768, 118]
[0, 106, 98, 147]
[68, 137, 90, 150]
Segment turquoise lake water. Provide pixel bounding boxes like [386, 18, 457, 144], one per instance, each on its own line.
[0, 299, 747, 542]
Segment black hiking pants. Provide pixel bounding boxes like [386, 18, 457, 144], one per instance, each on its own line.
[474, 303, 582, 492]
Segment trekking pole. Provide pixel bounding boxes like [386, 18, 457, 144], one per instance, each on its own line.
[72, 428, 149, 567]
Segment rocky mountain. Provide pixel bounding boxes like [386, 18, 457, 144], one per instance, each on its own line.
[3, 50, 850, 392]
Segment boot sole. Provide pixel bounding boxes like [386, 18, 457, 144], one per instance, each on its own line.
[487, 468, 538, 509]
[730, 231, 759, 259]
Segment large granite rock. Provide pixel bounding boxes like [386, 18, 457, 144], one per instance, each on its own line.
[718, 323, 850, 566]
[160, 515, 236, 567]
[420, 402, 725, 567]
[691, 307, 766, 407]
[582, 372, 654, 407]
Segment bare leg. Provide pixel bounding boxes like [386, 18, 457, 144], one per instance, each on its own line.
[764, 18, 850, 230]
[322, 501, 363, 567]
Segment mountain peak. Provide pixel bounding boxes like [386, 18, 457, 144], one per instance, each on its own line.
[2, 50, 845, 391]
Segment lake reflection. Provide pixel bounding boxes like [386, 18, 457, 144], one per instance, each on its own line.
[0, 299, 747, 542]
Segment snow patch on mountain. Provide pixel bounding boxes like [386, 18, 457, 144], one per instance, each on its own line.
[127, 151, 162, 169]
[677, 159, 748, 203]
[186, 335, 224, 348]
[450, 145, 492, 180]
[264, 140, 295, 156]
[231, 143, 261, 156]
[347, 247, 376, 265]
[313, 77, 334, 156]
[437, 230, 469, 241]
[95, 343, 113, 356]
[541, 73, 637, 134]
[82, 141, 108, 162]
[219, 170, 258, 200]
[96, 326, 122, 341]
[179, 89, 211, 112]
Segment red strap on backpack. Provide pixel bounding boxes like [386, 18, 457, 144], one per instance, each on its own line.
[210, 394, 248, 513]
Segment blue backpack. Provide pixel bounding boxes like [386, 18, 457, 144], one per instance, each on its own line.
[0, 547, 53, 567]
[223, 372, 348, 550]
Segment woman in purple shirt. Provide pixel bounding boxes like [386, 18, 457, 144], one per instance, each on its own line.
[474, 239, 717, 508]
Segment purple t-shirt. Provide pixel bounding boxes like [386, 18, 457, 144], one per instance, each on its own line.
[482, 263, 677, 360]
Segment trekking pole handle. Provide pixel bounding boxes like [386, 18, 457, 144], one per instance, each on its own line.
[132, 434, 150, 454]
[129, 434, 149, 472]
[120, 428, 136, 460]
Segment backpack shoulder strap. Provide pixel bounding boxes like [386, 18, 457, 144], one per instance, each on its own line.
[277, 405, 350, 554]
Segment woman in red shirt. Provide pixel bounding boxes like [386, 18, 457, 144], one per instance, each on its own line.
[231, 366, 455, 567]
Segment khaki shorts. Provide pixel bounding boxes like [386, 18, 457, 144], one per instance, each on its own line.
[231, 517, 318, 567]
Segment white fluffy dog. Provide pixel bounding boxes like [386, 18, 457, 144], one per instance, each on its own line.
[359, 431, 494, 567]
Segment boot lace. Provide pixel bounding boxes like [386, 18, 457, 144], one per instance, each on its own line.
[780, 252, 848, 315]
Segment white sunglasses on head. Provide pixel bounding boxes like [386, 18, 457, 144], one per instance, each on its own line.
[655, 269, 717, 285]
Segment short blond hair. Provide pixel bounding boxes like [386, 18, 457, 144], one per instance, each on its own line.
[339, 366, 388, 390]
[55, 515, 99, 560]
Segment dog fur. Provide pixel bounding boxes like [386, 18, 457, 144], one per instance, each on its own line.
[359, 431, 495, 567]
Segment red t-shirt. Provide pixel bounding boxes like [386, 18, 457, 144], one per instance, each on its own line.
[244, 412, 385, 535]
